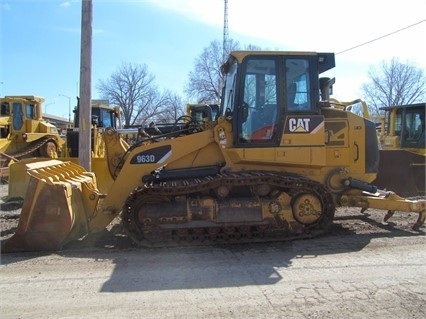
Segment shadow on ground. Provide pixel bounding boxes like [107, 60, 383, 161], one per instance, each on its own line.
[1, 210, 424, 292]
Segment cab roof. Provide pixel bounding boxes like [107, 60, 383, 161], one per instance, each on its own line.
[228, 51, 335, 74]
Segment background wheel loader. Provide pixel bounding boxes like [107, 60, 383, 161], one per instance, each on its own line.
[2, 51, 425, 252]
[0, 95, 64, 180]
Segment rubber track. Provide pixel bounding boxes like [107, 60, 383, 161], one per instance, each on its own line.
[122, 171, 336, 247]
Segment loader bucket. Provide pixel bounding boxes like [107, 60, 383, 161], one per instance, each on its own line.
[8, 157, 114, 201]
[8, 158, 54, 200]
[1, 160, 101, 253]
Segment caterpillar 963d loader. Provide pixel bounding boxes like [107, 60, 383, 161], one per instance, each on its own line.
[2, 51, 425, 252]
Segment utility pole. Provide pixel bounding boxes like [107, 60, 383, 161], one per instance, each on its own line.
[79, 0, 92, 171]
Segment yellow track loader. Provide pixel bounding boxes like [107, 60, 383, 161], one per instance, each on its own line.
[2, 51, 425, 252]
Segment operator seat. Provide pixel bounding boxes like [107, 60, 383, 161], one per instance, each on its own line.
[251, 104, 277, 141]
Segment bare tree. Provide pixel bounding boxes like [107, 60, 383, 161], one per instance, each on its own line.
[97, 63, 165, 127]
[185, 39, 241, 103]
[361, 58, 426, 114]
[150, 90, 186, 124]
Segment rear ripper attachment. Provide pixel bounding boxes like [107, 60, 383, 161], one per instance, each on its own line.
[122, 171, 336, 247]
[339, 177, 426, 230]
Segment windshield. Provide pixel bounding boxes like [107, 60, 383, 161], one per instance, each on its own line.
[100, 108, 113, 128]
[91, 107, 115, 128]
[401, 107, 425, 148]
[222, 61, 237, 116]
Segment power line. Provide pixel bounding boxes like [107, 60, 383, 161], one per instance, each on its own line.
[337, 20, 425, 55]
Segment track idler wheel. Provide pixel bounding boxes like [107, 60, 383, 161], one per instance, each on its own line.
[39, 140, 58, 158]
[292, 193, 323, 225]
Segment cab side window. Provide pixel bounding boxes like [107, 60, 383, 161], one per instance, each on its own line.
[285, 59, 311, 111]
[1, 102, 10, 115]
[26, 103, 36, 119]
[0, 102, 10, 137]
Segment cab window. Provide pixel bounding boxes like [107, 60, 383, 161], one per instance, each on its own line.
[222, 60, 237, 116]
[239, 58, 278, 143]
[1, 102, 10, 115]
[12, 102, 24, 130]
[285, 59, 311, 111]
[100, 109, 113, 128]
[401, 108, 425, 147]
[25, 103, 36, 119]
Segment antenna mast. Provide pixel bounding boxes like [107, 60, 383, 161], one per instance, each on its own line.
[223, 0, 229, 61]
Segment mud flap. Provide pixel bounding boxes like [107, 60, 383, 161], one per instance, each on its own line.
[1, 160, 101, 253]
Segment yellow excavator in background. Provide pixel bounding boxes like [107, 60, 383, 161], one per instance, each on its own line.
[0, 95, 64, 179]
[2, 51, 425, 252]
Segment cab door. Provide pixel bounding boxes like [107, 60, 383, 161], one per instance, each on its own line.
[236, 57, 280, 146]
[12, 102, 25, 134]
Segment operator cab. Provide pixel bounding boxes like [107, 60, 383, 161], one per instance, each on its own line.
[221, 51, 335, 146]
[380, 103, 426, 148]
[74, 100, 118, 129]
[1, 96, 43, 136]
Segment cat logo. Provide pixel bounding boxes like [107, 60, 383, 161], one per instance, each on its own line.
[289, 118, 311, 132]
[284, 115, 324, 134]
